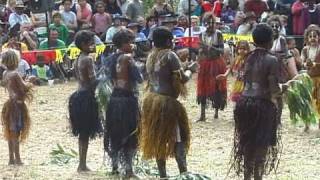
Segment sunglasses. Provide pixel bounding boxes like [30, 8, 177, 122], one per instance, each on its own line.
[271, 24, 280, 28]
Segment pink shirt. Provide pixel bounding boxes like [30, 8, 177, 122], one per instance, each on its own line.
[92, 12, 112, 34]
[77, 3, 92, 23]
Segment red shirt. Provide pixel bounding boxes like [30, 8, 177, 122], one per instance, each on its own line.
[212, 1, 223, 17]
[244, 0, 268, 18]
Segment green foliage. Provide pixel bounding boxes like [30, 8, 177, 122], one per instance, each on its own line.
[50, 144, 77, 166]
[133, 155, 211, 179]
[95, 78, 113, 117]
[285, 73, 318, 125]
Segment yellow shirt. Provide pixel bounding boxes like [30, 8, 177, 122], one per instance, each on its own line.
[2, 42, 29, 52]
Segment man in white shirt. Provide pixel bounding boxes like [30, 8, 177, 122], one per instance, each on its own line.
[8, 2, 31, 29]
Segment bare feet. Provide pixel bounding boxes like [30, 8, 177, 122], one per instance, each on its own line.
[15, 160, 23, 166]
[124, 171, 140, 179]
[304, 125, 310, 132]
[77, 165, 91, 172]
[214, 113, 218, 119]
[8, 160, 14, 165]
[196, 116, 205, 122]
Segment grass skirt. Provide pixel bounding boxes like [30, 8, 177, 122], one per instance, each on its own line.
[233, 97, 281, 175]
[104, 88, 139, 155]
[197, 58, 227, 109]
[1, 99, 31, 142]
[312, 76, 320, 114]
[68, 90, 102, 140]
[139, 92, 190, 160]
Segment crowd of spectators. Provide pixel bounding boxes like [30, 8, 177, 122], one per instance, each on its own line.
[0, 0, 320, 81]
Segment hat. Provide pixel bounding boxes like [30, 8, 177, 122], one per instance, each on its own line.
[127, 22, 141, 28]
[112, 14, 122, 20]
[160, 14, 178, 24]
[15, 0, 25, 8]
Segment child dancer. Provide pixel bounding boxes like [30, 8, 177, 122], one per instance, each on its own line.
[68, 30, 102, 172]
[1, 49, 33, 165]
[233, 23, 284, 180]
[301, 24, 320, 130]
[217, 40, 250, 102]
[197, 12, 227, 121]
[104, 29, 142, 178]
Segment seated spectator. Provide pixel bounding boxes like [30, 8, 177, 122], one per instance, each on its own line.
[221, 5, 236, 24]
[31, 54, 53, 85]
[142, 16, 156, 38]
[92, 1, 112, 37]
[19, 23, 39, 50]
[8, 1, 31, 29]
[127, 22, 147, 42]
[49, 12, 69, 45]
[105, 14, 124, 43]
[18, 58, 31, 79]
[177, 15, 188, 30]
[0, 20, 8, 45]
[76, 0, 92, 30]
[61, 0, 78, 41]
[1, 0, 15, 29]
[184, 15, 206, 37]
[149, 0, 173, 20]
[2, 28, 28, 52]
[236, 11, 257, 35]
[39, 27, 66, 50]
[30, 10, 48, 41]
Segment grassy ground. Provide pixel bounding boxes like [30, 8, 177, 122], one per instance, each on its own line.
[0, 78, 320, 180]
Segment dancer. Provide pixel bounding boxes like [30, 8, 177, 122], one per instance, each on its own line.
[104, 29, 142, 178]
[301, 24, 320, 130]
[197, 12, 227, 121]
[1, 49, 33, 165]
[217, 40, 251, 102]
[68, 30, 102, 172]
[233, 23, 285, 180]
[140, 26, 196, 179]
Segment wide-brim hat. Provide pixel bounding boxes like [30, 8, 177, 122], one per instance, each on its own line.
[160, 14, 178, 24]
[15, 0, 25, 8]
[127, 22, 141, 28]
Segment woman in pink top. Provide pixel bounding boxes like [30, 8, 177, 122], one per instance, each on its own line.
[76, 0, 92, 30]
[92, 1, 112, 36]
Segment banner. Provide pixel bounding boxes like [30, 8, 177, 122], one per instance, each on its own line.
[21, 44, 106, 65]
[222, 34, 253, 43]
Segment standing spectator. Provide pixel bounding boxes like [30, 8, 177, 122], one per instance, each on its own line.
[49, 12, 69, 45]
[118, 0, 128, 14]
[149, 0, 174, 20]
[178, 0, 198, 16]
[61, 0, 78, 40]
[212, 0, 224, 17]
[76, 0, 92, 30]
[177, 15, 189, 30]
[0, 20, 8, 45]
[221, 5, 236, 24]
[92, 1, 112, 37]
[8, 1, 31, 28]
[105, 0, 122, 15]
[291, 0, 309, 35]
[125, 0, 144, 22]
[244, 0, 269, 18]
